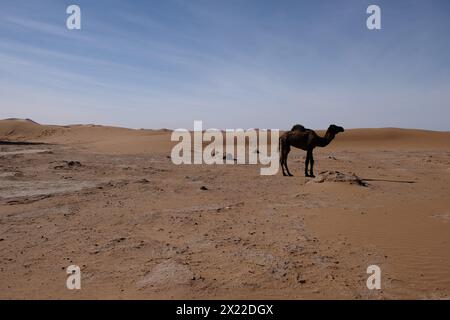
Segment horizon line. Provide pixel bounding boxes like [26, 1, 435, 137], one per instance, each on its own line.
[1, 118, 449, 133]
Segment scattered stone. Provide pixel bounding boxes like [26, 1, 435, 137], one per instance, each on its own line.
[307, 171, 368, 186]
[200, 186, 208, 190]
[67, 161, 81, 167]
[54, 160, 82, 170]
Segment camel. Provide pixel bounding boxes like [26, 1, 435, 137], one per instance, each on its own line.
[279, 124, 344, 177]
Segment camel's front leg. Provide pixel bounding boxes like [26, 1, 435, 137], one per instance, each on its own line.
[304, 151, 310, 177]
[308, 149, 315, 177]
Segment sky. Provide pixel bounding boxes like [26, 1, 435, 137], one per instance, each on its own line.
[0, 0, 449, 130]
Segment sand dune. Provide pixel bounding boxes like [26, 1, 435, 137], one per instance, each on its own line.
[0, 119, 63, 141]
[0, 119, 172, 154]
[329, 127, 450, 150]
[1, 119, 449, 153]
[1, 118, 449, 299]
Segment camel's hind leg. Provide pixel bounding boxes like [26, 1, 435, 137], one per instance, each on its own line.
[283, 146, 293, 176]
[280, 149, 287, 176]
[280, 149, 291, 176]
[279, 138, 287, 176]
[279, 137, 293, 176]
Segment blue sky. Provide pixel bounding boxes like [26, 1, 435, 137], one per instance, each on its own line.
[0, 0, 449, 130]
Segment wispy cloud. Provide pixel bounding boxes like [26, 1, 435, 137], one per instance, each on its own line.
[1, 0, 449, 130]
[3, 16, 93, 42]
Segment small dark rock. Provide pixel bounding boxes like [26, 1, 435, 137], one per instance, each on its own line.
[67, 161, 81, 167]
[54, 160, 82, 170]
[200, 186, 208, 190]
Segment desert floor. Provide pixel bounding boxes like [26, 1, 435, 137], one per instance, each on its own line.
[1, 119, 449, 299]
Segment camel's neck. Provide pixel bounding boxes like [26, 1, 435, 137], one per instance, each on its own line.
[316, 129, 336, 147]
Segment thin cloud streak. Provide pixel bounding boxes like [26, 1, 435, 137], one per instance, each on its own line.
[0, 0, 449, 130]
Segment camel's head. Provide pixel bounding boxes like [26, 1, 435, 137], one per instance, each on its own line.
[328, 124, 345, 134]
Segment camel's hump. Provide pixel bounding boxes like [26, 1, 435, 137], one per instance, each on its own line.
[291, 124, 306, 131]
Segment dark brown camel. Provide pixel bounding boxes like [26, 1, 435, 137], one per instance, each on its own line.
[279, 124, 344, 177]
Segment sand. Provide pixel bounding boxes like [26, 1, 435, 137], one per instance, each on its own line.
[0, 119, 449, 299]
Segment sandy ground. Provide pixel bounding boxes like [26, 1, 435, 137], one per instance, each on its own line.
[0, 119, 450, 299]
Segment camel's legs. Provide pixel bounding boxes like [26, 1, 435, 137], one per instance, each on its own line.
[280, 150, 287, 176]
[304, 151, 310, 177]
[279, 136, 293, 177]
[281, 144, 293, 176]
[279, 137, 287, 176]
[279, 138, 287, 176]
[308, 149, 315, 177]
[284, 154, 293, 177]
